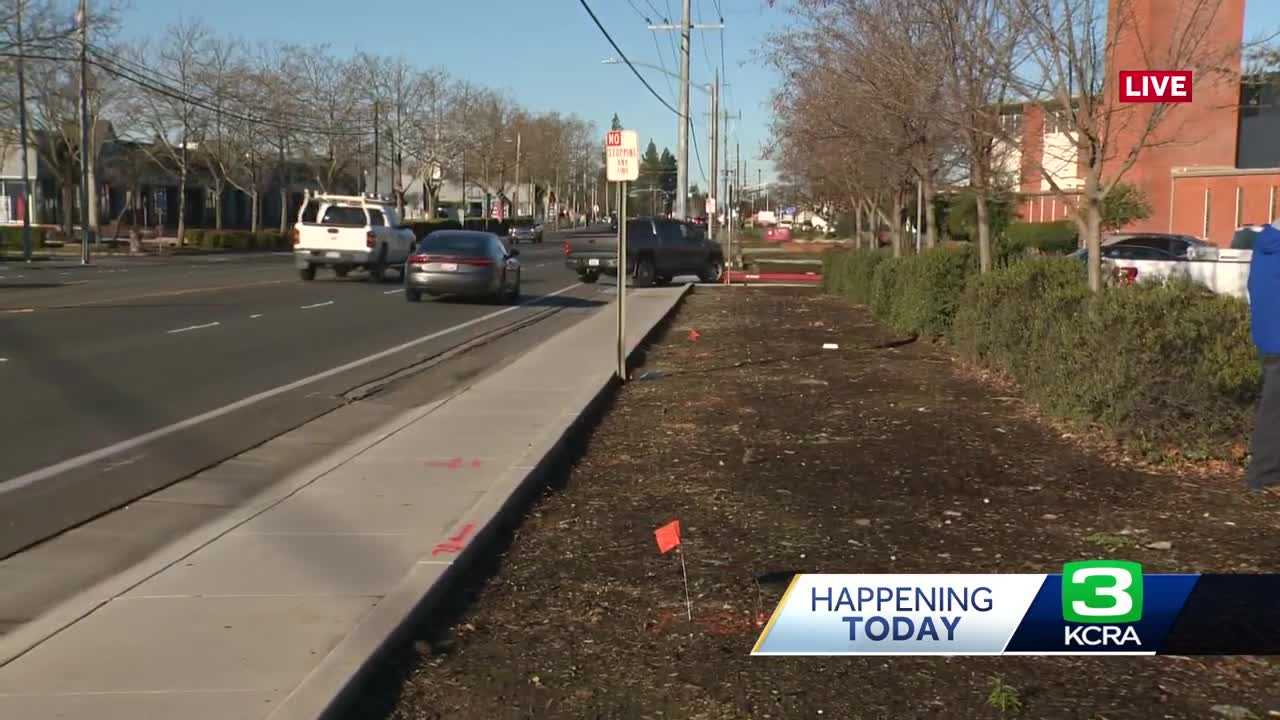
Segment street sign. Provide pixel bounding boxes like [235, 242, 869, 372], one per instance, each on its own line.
[785, 206, 797, 216]
[605, 130, 640, 182]
[705, 197, 716, 215]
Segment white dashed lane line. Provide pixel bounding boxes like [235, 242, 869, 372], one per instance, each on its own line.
[383, 289, 400, 295]
[166, 321, 221, 335]
[300, 301, 334, 310]
[250, 313, 263, 319]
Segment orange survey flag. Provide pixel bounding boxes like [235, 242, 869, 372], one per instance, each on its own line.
[654, 520, 681, 554]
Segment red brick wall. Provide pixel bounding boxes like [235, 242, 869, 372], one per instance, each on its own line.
[1102, 0, 1246, 233]
[1169, 173, 1280, 244]
[1020, 105, 1045, 194]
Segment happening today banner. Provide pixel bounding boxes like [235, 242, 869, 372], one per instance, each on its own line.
[751, 564, 1280, 656]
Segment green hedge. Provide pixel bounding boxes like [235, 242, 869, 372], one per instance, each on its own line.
[822, 249, 887, 305]
[1004, 220, 1079, 256]
[826, 246, 974, 338]
[878, 245, 976, 337]
[950, 259, 1258, 456]
[0, 226, 45, 253]
[825, 250, 1260, 457]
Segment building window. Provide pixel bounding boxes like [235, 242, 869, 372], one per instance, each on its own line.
[1000, 113, 1023, 137]
[1270, 186, 1277, 221]
[1203, 188, 1212, 238]
[1235, 186, 1243, 226]
[1044, 109, 1070, 135]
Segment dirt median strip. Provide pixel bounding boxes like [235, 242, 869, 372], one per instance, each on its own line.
[372, 286, 1280, 720]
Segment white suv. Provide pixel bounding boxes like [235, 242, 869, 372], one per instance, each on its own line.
[292, 193, 416, 282]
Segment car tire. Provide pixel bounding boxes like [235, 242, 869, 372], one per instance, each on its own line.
[333, 265, 350, 278]
[406, 288, 422, 303]
[579, 271, 599, 284]
[635, 257, 656, 287]
[699, 257, 724, 283]
[367, 246, 386, 283]
[299, 265, 316, 282]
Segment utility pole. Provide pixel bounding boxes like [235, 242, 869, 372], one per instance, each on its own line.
[916, 179, 924, 254]
[372, 101, 380, 195]
[16, 0, 33, 261]
[513, 133, 521, 217]
[648, 8, 722, 221]
[77, 0, 93, 264]
[709, 70, 719, 242]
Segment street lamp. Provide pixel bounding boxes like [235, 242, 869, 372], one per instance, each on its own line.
[600, 57, 713, 95]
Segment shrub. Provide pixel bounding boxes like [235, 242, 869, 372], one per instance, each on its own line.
[1004, 220, 1079, 256]
[950, 259, 1258, 456]
[869, 256, 905, 323]
[945, 191, 1018, 242]
[0, 226, 44, 252]
[185, 229, 205, 247]
[256, 230, 287, 250]
[822, 249, 888, 306]
[881, 245, 976, 337]
[1102, 182, 1153, 232]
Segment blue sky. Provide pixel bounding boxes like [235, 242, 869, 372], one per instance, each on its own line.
[117, 0, 788, 191]
[116, 0, 1280, 190]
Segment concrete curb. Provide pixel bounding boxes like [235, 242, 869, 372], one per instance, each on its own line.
[267, 284, 693, 720]
[0, 397, 456, 668]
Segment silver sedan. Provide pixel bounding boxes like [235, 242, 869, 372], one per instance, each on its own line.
[404, 231, 521, 303]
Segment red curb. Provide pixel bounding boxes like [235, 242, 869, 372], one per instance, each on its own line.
[726, 271, 822, 283]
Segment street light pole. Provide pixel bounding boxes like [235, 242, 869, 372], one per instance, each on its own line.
[675, 0, 691, 221]
[77, 0, 93, 264]
[16, 0, 33, 262]
[513, 133, 521, 218]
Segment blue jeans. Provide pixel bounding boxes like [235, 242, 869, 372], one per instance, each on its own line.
[1247, 358, 1280, 490]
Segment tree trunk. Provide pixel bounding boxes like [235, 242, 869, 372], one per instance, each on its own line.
[425, 181, 437, 219]
[975, 192, 992, 273]
[214, 178, 224, 230]
[891, 191, 904, 258]
[923, 175, 938, 249]
[853, 198, 862, 250]
[250, 190, 260, 233]
[177, 168, 187, 246]
[61, 181, 74, 238]
[1083, 194, 1104, 293]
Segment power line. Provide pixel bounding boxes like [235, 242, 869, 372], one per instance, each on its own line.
[577, 0, 684, 119]
[651, 33, 677, 101]
[696, 0, 716, 76]
[623, 0, 651, 22]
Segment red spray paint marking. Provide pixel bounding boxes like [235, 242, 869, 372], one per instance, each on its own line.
[426, 457, 482, 469]
[648, 608, 768, 637]
[430, 522, 477, 557]
[688, 329, 701, 342]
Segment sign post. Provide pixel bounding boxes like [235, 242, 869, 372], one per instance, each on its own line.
[606, 129, 640, 381]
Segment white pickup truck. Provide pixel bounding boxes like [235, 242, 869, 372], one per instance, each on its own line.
[291, 193, 416, 282]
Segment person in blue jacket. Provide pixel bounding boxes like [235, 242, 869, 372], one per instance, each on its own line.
[1247, 221, 1280, 492]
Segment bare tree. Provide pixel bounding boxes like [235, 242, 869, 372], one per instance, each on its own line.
[125, 20, 210, 244]
[923, 0, 1028, 272]
[294, 46, 363, 193]
[1003, 0, 1243, 291]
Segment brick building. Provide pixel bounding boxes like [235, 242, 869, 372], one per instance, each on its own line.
[1006, 0, 1280, 245]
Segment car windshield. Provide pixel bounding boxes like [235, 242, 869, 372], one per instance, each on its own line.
[419, 233, 491, 256]
[1231, 229, 1258, 249]
[320, 205, 366, 226]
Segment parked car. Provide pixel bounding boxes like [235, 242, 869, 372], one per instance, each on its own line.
[1230, 224, 1269, 250]
[404, 230, 521, 303]
[292, 193, 415, 282]
[564, 216, 723, 285]
[509, 217, 543, 244]
[1069, 232, 1251, 297]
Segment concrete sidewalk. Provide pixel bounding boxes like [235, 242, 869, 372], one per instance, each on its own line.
[0, 284, 688, 720]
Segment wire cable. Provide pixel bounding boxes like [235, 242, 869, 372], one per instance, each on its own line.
[577, 0, 684, 119]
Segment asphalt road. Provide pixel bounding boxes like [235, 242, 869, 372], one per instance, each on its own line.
[0, 233, 600, 560]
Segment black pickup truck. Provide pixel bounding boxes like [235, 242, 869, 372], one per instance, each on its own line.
[564, 216, 724, 285]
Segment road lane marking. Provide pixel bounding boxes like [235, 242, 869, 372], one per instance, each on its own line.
[167, 321, 221, 335]
[4, 309, 35, 314]
[250, 313, 263, 319]
[0, 281, 584, 495]
[383, 289, 401, 295]
[0, 279, 289, 314]
[300, 300, 334, 310]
